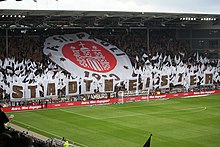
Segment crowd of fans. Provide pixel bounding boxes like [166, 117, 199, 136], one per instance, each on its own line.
[0, 35, 43, 62]
[0, 127, 46, 147]
[0, 29, 191, 65]
[0, 126, 75, 147]
[0, 29, 191, 63]
[0, 29, 220, 102]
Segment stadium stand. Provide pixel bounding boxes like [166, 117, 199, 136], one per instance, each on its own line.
[0, 29, 220, 103]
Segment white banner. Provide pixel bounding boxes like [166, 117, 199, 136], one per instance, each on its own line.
[43, 32, 133, 81]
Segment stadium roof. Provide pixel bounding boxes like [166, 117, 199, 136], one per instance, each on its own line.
[0, 9, 220, 29]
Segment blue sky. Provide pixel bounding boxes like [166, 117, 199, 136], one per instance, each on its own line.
[0, 0, 220, 14]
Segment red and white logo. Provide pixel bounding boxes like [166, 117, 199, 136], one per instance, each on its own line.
[62, 40, 117, 72]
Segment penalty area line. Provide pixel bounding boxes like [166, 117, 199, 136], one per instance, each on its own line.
[59, 108, 99, 119]
[59, 108, 144, 120]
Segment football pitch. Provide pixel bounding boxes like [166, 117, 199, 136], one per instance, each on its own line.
[8, 94, 220, 147]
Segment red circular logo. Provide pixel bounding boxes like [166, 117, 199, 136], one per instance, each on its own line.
[62, 40, 117, 72]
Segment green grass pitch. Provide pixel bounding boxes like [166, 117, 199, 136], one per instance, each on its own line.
[7, 94, 220, 147]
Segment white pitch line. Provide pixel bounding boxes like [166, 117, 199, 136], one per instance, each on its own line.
[101, 101, 181, 110]
[12, 120, 88, 147]
[60, 105, 207, 120]
[145, 106, 207, 114]
[178, 106, 207, 113]
[98, 113, 145, 119]
[59, 108, 145, 120]
[59, 109, 99, 119]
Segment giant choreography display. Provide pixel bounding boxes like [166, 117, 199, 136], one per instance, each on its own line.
[3, 32, 218, 100]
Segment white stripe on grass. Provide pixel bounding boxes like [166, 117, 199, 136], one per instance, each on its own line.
[59, 108, 145, 119]
[59, 109, 100, 119]
[12, 120, 88, 147]
[119, 101, 181, 108]
[143, 106, 207, 114]
[86, 101, 181, 111]
[59, 106, 206, 120]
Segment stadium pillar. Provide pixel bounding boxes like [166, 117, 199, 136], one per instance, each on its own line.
[147, 28, 150, 54]
[5, 28, 8, 57]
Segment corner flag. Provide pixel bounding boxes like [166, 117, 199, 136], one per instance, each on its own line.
[143, 134, 152, 147]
